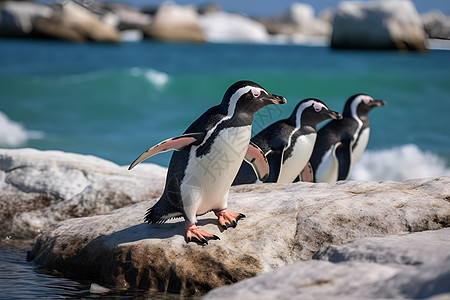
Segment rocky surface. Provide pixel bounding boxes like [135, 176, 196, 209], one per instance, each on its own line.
[331, 0, 427, 51]
[0, 148, 166, 239]
[27, 174, 450, 296]
[203, 228, 450, 300]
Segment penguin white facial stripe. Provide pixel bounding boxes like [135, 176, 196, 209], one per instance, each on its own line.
[350, 95, 373, 120]
[227, 86, 266, 117]
[295, 100, 326, 128]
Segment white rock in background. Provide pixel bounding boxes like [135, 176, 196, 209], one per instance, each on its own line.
[199, 11, 269, 44]
[281, 3, 332, 37]
[0, 148, 166, 239]
[0, 1, 53, 36]
[93, 2, 152, 30]
[331, 0, 427, 51]
[422, 10, 450, 40]
[144, 2, 205, 43]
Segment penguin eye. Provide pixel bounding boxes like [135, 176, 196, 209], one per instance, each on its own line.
[313, 102, 324, 112]
[251, 88, 261, 98]
[362, 96, 372, 105]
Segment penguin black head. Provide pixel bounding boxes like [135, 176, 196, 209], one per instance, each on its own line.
[288, 98, 342, 128]
[343, 94, 386, 121]
[220, 80, 286, 117]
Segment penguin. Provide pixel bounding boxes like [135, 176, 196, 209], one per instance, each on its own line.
[309, 94, 386, 183]
[128, 80, 286, 244]
[232, 98, 342, 185]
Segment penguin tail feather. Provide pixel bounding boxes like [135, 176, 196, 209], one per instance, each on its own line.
[144, 196, 183, 224]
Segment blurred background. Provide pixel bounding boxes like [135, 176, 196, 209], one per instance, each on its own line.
[0, 0, 449, 182]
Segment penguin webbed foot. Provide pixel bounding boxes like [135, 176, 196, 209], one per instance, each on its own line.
[214, 210, 246, 230]
[185, 222, 220, 245]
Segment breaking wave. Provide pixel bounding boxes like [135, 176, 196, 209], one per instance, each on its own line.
[0, 111, 43, 147]
[129, 67, 170, 89]
[349, 144, 450, 182]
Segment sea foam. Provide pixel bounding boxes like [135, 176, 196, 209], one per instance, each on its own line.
[349, 144, 450, 182]
[0, 111, 42, 147]
[130, 67, 169, 89]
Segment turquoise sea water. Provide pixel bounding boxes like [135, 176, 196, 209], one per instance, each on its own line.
[0, 39, 450, 298]
[1, 40, 450, 180]
[1, 39, 450, 181]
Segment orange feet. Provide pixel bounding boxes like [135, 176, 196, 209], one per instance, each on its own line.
[214, 210, 246, 229]
[185, 222, 220, 245]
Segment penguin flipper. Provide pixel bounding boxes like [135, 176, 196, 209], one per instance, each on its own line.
[129, 132, 206, 170]
[336, 142, 351, 180]
[299, 162, 314, 182]
[264, 149, 284, 183]
[244, 141, 269, 181]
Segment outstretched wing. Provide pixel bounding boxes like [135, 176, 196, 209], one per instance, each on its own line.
[129, 132, 206, 170]
[244, 141, 270, 182]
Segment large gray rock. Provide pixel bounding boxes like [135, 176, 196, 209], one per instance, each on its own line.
[422, 10, 450, 40]
[0, 148, 166, 239]
[203, 228, 450, 300]
[331, 0, 427, 51]
[28, 176, 450, 296]
[143, 2, 205, 43]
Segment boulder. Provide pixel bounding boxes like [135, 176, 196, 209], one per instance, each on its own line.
[198, 11, 269, 44]
[279, 3, 332, 37]
[257, 3, 331, 45]
[0, 1, 53, 37]
[0, 1, 121, 42]
[331, 0, 427, 51]
[143, 2, 205, 43]
[36, 1, 121, 43]
[422, 10, 450, 40]
[85, 2, 152, 31]
[203, 228, 450, 300]
[0, 148, 166, 239]
[28, 176, 450, 296]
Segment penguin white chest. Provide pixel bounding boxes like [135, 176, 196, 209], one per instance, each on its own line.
[351, 128, 370, 167]
[181, 126, 251, 219]
[314, 143, 340, 183]
[277, 133, 316, 184]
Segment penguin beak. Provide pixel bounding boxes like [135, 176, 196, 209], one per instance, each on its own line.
[370, 100, 386, 107]
[326, 110, 343, 120]
[263, 94, 287, 105]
